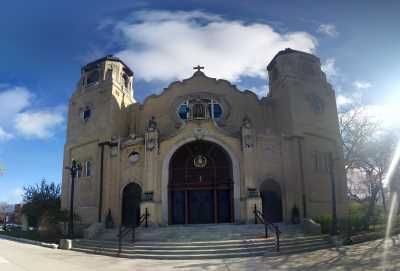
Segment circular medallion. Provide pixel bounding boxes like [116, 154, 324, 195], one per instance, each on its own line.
[193, 155, 207, 168]
[128, 152, 140, 164]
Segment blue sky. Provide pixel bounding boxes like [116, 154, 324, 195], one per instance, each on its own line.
[1, 0, 400, 203]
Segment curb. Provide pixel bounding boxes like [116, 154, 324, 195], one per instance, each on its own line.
[0, 233, 58, 249]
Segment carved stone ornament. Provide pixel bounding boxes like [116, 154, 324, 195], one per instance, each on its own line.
[147, 116, 157, 132]
[193, 155, 207, 168]
[193, 127, 207, 140]
[241, 117, 254, 149]
[242, 116, 252, 129]
[146, 138, 157, 151]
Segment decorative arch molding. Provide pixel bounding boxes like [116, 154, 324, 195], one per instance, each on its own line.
[119, 178, 143, 199]
[161, 135, 241, 224]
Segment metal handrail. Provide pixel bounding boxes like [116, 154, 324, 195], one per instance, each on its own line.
[117, 208, 149, 256]
[254, 204, 281, 252]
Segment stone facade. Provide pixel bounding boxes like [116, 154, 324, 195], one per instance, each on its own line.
[61, 49, 348, 228]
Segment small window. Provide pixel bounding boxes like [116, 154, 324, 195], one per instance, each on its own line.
[313, 151, 319, 172]
[84, 161, 92, 177]
[81, 108, 91, 122]
[86, 70, 99, 85]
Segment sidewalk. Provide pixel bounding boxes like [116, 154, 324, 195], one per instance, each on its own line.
[0, 235, 399, 270]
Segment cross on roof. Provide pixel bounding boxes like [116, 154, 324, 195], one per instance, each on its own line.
[193, 65, 204, 72]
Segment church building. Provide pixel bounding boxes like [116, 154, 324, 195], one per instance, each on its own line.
[61, 48, 348, 229]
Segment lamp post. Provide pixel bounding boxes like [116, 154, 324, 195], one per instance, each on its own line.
[328, 152, 338, 236]
[65, 159, 81, 237]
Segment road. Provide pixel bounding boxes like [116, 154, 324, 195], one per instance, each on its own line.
[0, 236, 399, 270]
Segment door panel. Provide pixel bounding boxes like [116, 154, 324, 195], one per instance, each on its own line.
[189, 190, 214, 224]
[217, 190, 231, 223]
[171, 191, 185, 224]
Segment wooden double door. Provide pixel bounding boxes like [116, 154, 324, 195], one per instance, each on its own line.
[169, 141, 233, 224]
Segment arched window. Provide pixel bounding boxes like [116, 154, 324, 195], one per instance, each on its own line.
[86, 70, 99, 85]
[122, 73, 129, 89]
[177, 98, 223, 121]
[84, 160, 92, 177]
[192, 103, 206, 119]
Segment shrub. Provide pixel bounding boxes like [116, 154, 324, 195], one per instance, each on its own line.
[291, 205, 300, 224]
[314, 215, 332, 234]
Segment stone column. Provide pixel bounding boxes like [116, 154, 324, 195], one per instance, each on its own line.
[241, 117, 260, 223]
[143, 117, 159, 225]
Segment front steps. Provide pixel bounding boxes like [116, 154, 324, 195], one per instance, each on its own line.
[71, 224, 332, 259]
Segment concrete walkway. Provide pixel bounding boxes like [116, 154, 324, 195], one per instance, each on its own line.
[1, 235, 400, 270]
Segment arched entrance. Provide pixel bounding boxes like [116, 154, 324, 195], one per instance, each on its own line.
[121, 183, 142, 226]
[260, 179, 283, 223]
[168, 140, 233, 224]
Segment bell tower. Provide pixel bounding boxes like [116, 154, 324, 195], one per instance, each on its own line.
[61, 55, 135, 225]
[267, 48, 347, 220]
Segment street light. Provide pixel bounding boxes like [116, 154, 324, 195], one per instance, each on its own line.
[328, 152, 339, 236]
[65, 159, 81, 237]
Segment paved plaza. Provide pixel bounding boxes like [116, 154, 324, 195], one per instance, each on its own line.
[0, 236, 400, 271]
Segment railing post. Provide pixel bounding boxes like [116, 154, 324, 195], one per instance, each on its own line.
[254, 204, 257, 224]
[145, 208, 148, 228]
[265, 224, 268, 238]
[276, 230, 280, 252]
[118, 226, 122, 256]
[131, 225, 135, 243]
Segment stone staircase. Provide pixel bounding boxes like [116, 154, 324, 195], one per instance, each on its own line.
[71, 224, 332, 260]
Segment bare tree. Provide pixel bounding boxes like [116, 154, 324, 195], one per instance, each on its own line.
[339, 101, 398, 225]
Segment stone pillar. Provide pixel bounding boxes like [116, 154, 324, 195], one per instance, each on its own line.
[143, 117, 159, 225]
[241, 117, 259, 223]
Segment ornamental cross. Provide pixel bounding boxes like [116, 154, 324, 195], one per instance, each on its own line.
[193, 65, 204, 72]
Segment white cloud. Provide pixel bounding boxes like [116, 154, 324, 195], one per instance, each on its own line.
[321, 58, 338, 80]
[353, 80, 372, 89]
[14, 110, 64, 139]
[336, 94, 353, 106]
[0, 86, 32, 123]
[0, 127, 13, 141]
[112, 10, 317, 82]
[0, 85, 65, 141]
[317, 24, 339, 37]
[6, 187, 23, 204]
[239, 84, 269, 98]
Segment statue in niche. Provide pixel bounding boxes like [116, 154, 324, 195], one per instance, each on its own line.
[192, 103, 205, 119]
[146, 116, 159, 152]
[147, 116, 157, 132]
[241, 116, 254, 149]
